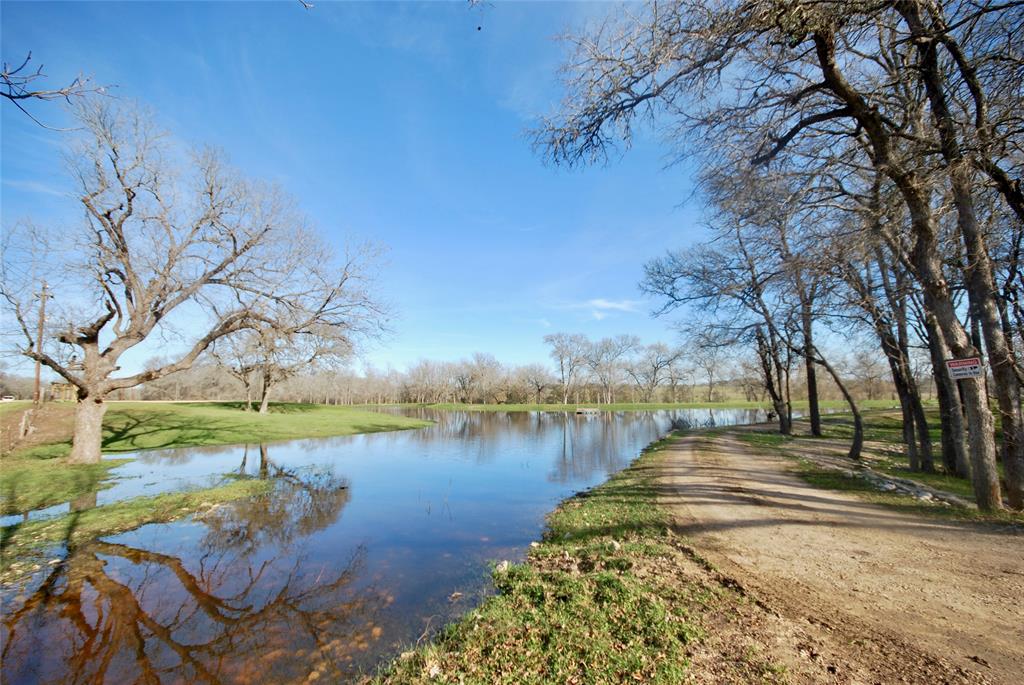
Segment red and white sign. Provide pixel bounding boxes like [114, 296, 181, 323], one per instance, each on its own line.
[945, 357, 984, 380]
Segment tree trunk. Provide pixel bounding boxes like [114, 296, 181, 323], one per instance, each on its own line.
[898, 1, 1019, 507]
[902, 207, 1000, 506]
[814, 352, 863, 461]
[755, 327, 791, 435]
[68, 397, 108, 465]
[811, 348, 860, 458]
[897, 390, 920, 471]
[811, 27, 1001, 509]
[956, 187, 1022, 507]
[925, 315, 971, 477]
[259, 383, 272, 414]
[802, 305, 822, 437]
[909, 387, 934, 472]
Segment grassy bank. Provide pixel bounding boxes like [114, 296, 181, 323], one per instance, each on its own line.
[417, 399, 902, 412]
[1, 402, 429, 519]
[100, 401, 430, 454]
[735, 411, 1023, 525]
[0, 478, 274, 581]
[375, 434, 786, 684]
[1, 402, 426, 582]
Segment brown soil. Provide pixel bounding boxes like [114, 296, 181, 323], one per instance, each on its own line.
[0, 402, 75, 456]
[658, 433, 1023, 685]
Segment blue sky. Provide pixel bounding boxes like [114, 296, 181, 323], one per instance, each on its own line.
[2, 1, 707, 374]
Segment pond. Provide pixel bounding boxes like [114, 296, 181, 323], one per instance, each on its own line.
[1, 407, 775, 684]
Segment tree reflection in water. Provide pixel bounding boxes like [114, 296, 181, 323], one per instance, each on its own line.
[2, 445, 387, 685]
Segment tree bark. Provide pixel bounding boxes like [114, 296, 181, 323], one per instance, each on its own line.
[897, 390, 921, 471]
[259, 376, 273, 415]
[814, 351, 863, 461]
[801, 295, 822, 437]
[925, 311, 971, 477]
[812, 28, 1002, 510]
[68, 397, 107, 465]
[898, 0, 1021, 508]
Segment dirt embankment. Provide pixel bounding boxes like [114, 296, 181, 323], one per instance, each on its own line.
[0, 402, 74, 456]
[659, 433, 1023, 685]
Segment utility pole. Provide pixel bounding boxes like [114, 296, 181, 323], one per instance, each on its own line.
[33, 281, 47, 407]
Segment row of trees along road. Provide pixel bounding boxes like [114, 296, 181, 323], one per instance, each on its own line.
[1, 102, 386, 464]
[534, 0, 1023, 511]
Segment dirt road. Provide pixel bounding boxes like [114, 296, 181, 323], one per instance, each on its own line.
[659, 433, 1023, 684]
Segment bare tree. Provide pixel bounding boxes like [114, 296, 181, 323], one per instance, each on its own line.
[211, 333, 262, 409]
[1, 51, 100, 127]
[687, 334, 725, 404]
[625, 342, 682, 403]
[585, 334, 640, 404]
[516, 363, 556, 404]
[535, 0, 1022, 508]
[1, 101, 383, 463]
[215, 240, 385, 414]
[543, 332, 590, 405]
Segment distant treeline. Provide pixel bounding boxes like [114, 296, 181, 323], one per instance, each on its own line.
[26, 332, 915, 407]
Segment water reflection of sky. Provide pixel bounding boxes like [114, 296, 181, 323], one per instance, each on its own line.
[2, 408, 775, 684]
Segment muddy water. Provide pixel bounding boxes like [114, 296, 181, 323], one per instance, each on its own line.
[1, 408, 771, 684]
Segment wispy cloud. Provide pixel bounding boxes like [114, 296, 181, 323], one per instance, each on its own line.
[554, 297, 644, 322]
[3, 179, 66, 197]
[585, 298, 641, 313]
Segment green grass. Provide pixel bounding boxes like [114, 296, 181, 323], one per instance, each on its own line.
[870, 459, 978, 501]
[0, 478, 274, 581]
[0, 400, 32, 416]
[734, 412, 1024, 524]
[417, 399, 901, 412]
[1, 402, 429, 526]
[0, 456, 131, 515]
[793, 459, 1023, 525]
[375, 435, 784, 684]
[99, 401, 430, 453]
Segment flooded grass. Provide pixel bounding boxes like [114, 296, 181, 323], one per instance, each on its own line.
[1, 479, 274, 581]
[2, 409, 785, 683]
[375, 434, 785, 684]
[98, 402, 432, 453]
[0, 455, 131, 515]
[0, 402, 429, 520]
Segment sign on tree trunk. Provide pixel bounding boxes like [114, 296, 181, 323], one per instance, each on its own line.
[945, 357, 983, 380]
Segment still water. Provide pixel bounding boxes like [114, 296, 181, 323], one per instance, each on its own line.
[1, 408, 771, 684]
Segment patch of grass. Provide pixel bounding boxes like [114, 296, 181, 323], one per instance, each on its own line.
[734, 432, 788, 449]
[0, 478, 273, 580]
[735, 427, 1023, 524]
[99, 402, 431, 453]
[793, 460, 1023, 525]
[375, 434, 782, 684]
[0, 400, 32, 416]
[871, 459, 978, 501]
[809, 409, 1010, 508]
[0, 456, 130, 515]
[0, 402, 428, 516]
